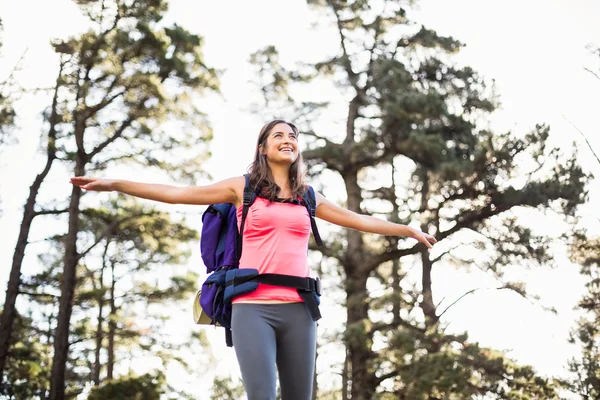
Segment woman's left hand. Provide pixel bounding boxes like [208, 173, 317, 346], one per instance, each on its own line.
[409, 227, 437, 249]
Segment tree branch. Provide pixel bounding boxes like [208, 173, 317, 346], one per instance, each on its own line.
[370, 318, 425, 336]
[563, 114, 600, 167]
[365, 203, 509, 272]
[77, 211, 158, 260]
[364, 242, 423, 272]
[437, 288, 481, 320]
[84, 87, 126, 117]
[584, 66, 600, 80]
[19, 291, 59, 299]
[86, 114, 136, 161]
[308, 241, 343, 261]
[301, 130, 336, 147]
[331, 2, 361, 94]
[34, 208, 69, 217]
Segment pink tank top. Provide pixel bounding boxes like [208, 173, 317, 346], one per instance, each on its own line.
[232, 196, 310, 303]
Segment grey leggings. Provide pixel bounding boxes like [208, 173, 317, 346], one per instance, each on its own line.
[231, 302, 317, 400]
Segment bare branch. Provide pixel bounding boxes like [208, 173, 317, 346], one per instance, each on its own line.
[86, 115, 136, 161]
[437, 287, 482, 320]
[563, 114, 600, 167]
[584, 66, 600, 80]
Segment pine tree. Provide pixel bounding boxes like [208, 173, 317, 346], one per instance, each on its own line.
[19, 197, 202, 396]
[567, 235, 600, 399]
[0, 0, 219, 397]
[0, 53, 66, 391]
[565, 45, 600, 399]
[250, 1, 588, 398]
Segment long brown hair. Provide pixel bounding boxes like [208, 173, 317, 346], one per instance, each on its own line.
[247, 120, 307, 201]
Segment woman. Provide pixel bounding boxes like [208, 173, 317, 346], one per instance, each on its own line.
[71, 119, 436, 400]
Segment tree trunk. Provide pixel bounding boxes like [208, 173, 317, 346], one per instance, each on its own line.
[107, 262, 117, 380]
[392, 257, 402, 325]
[93, 251, 107, 386]
[342, 347, 349, 400]
[341, 158, 377, 399]
[346, 272, 376, 400]
[420, 251, 437, 324]
[391, 166, 402, 326]
[418, 169, 437, 325]
[0, 62, 62, 387]
[49, 152, 85, 400]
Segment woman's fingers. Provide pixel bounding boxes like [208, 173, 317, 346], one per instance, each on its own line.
[417, 232, 437, 249]
[70, 177, 95, 187]
[70, 177, 114, 192]
[422, 236, 433, 249]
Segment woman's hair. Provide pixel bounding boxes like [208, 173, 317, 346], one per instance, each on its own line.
[247, 119, 307, 201]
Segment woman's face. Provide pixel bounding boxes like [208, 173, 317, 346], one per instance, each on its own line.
[261, 123, 299, 165]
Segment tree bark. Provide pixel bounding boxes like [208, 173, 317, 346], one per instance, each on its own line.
[0, 60, 63, 388]
[107, 262, 117, 380]
[342, 347, 349, 400]
[93, 248, 107, 386]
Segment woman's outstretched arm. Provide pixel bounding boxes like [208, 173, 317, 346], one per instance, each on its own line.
[314, 191, 437, 249]
[70, 176, 245, 207]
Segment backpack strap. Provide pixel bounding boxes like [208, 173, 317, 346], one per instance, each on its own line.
[226, 273, 322, 321]
[303, 186, 324, 247]
[235, 174, 258, 262]
[227, 174, 258, 347]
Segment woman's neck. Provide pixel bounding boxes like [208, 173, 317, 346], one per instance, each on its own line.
[269, 165, 292, 197]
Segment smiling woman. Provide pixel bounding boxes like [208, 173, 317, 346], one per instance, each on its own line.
[70, 119, 436, 400]
[248, 120, 305, 202]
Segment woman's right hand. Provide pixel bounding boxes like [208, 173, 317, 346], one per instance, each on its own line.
[70, 176, 117, 192]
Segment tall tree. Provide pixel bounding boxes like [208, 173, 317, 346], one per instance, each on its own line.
[19, 197, 202, 396]
[0, 309, 52, 400]
[565, 44, 600, 399]
[0, 54, 66, 389]
[0, 1, 220, 398]
[250, 1, 588, 398]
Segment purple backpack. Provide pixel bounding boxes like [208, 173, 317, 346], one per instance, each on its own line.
[198, 175, 323, 346]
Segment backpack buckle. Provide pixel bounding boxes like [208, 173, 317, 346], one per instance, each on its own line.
[243, 189, 253, 206]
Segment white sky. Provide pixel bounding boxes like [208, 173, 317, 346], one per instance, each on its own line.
[1, 0, 599, 398]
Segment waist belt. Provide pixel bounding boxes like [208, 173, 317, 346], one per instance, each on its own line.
[225, 271, 322, 321]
